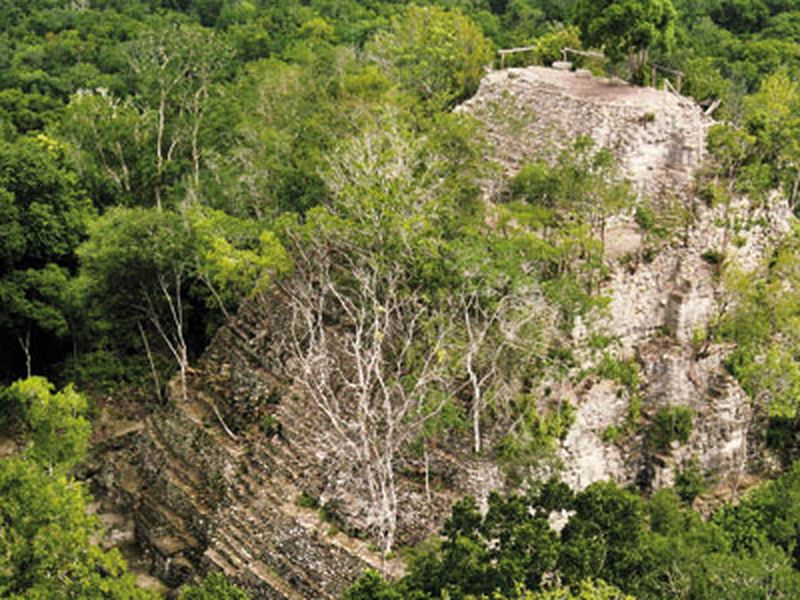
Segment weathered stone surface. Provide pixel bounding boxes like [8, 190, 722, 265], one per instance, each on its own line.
[459, 66, 792, 496]
[558, 380, 629, 490]
[458, 65, 712, 202]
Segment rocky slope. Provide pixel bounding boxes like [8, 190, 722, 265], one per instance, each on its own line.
[101, 65, 793, 596]
[459, 65, 711, 202]
[462, 65, 791, 495]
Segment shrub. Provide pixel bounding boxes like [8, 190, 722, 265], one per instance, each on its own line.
[701, 249, 724, 266]
[651, 406, 694, 452]
[261, 413, 282, 438]
[533, 25, 582, 66]
[676, 458, 706, 503]
[296, 491, 319, 509]
[588, 333, 615, 350]
[179, 572, 250, 599]
[596, 353, 640, 391]
[602, 425, 622, 444]
[635, 204, 656, 231]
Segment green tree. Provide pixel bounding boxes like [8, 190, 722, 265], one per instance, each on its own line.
[3, 376, 91, 473]
[509, 136, 633, 292]
[0, 456, 150, 599]
[719, 225, 800, 418]
[275, 113, 481, 554]
[574, 0, 677, 75]
[649, 405, 694, 451]
[125, 23, 233, 207]
[497, 579, 634, 599]
[366, 5, 493, 108]
[0, 135, 94, 379]
[77, 206, 196, 398]
[743, 68, 800, 204]
[58, 22, 234, 211]
[57, 91, 150, 209]
[77, 205, 287, 399]
[178, 572, 250, 599]
[559, 482, 646, 586]
[222, 49, 393, 219]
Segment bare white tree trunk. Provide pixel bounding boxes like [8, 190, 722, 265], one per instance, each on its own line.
[144, 272, 190, 401]
[278, 236, 451, 556]
[423, 442, 431, 503]
[457, 286, 552, 455]
[275, 115, 553, 557]
[138, 320, 163, 403]
[18, 329, 31, 378]
[154, 91, 166, 211]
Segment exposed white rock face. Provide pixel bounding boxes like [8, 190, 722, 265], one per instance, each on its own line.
[458, 66, 712, 203]
[558, 380, 628, 490]
[463, 65, 794, 494]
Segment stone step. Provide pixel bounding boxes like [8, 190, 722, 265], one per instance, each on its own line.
[146, 418, 206, 490]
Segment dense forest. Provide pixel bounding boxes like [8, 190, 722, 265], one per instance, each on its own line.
[4, 0, 800, 598]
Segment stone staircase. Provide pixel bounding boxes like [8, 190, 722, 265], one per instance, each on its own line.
[129, 300, 381, 597]
[124, 288, 501, 597]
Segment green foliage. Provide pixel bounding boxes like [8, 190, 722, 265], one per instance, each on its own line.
[718, 226, 800, 418]
[704, 69, 800, 204]
[6, 6, 800, 598]
[513, 580, 634, 599]
[634, 204, 656, 231]
[76, 204, 287, 385]
[506, 136, 632, 325]
[3, 376, 91, 472]
[587, 333, 615, 350]
[650, 405, 694, 451]
[222, 50, 395, 218]
[0, 456, 151, 599]
[260, 414, 282, 438]
[295, 492, 320, 510]
[532, 25, 583, 66]
[348, 463, 800, 599]
[188, 205, 289, 307]
[712, 460, 800, 557]
[601, 425, 623, 444]
[77, 206, 195, 341]
[498, 400, 576, 469]
[675, 457, 706, 503]
[366, 5, 493, 108]
[343, 569, 402, 600]
[700, 248, 725, 266]
[178, 572, 250, 599]
[0, 135, 94, 378]
[596, 354, 641, 391]
[575, 0, 677, 72]
[345, 480, 643, 598]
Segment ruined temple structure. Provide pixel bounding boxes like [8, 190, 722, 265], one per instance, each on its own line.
[96, 65, 793, 597]
[458, 65, 711, 202]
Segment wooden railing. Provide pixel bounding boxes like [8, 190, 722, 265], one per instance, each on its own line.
[651, 64, 685, 94]
[561, 47, 605, 62]
[496, 46, 688, 99]
[497, 45, 537, 69]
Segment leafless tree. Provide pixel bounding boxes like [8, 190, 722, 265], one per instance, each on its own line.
[277, 229, 452, 555]
[272, 115, 555, 556]
[273, 117, 461, 555]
